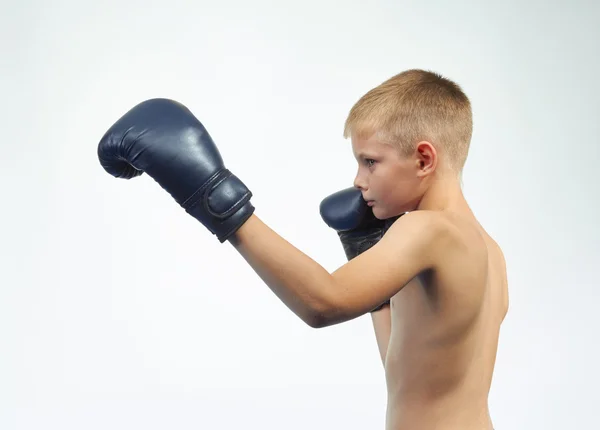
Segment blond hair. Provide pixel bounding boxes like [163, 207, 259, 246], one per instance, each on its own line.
[344, 69, 473, 173]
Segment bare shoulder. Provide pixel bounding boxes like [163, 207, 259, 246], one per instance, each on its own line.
[383, 210, 509, 319]
[383, 210, 481, 263]
[385, 210, 491, 291]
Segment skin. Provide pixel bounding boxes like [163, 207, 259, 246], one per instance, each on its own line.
[229, 132, 509, 430]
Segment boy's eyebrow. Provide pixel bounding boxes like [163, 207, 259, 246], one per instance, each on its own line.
[354, 150, 378, 159]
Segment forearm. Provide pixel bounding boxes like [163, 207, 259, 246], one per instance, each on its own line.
[229, 214, 337, 327]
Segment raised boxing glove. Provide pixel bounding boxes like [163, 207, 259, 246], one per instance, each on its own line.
[319, 187, 399, 311]
[97, 98, 254, 242]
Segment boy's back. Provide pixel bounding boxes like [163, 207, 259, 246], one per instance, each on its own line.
[384, 211, 508, 430]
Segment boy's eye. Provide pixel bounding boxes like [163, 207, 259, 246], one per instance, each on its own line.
[365, 159, 376, 167]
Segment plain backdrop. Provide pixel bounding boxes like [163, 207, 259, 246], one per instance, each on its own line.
[2, 0, 599, 429]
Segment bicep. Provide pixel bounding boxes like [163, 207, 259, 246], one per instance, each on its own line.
[329, 211, 445, 319]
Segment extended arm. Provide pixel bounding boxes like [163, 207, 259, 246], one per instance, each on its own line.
[230, 211, 444, 328]
[97, 98, 444, 329]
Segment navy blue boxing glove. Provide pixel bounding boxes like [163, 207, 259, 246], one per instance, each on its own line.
[319, 187, 398, 260]
[319, 187, 399, 311]
[97, 98, 254, 242]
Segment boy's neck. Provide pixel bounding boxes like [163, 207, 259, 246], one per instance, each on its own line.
[416, 175, 474, 217]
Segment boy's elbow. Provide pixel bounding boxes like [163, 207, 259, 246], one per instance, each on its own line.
[304, 311, 332, 329]
[303, 281, 352, 328]
[304, 304, 349, 329]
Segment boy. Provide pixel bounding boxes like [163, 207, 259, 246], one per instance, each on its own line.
[98, 69, 508, 430]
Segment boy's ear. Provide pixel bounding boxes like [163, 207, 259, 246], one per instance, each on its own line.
[415, 141, 437, 175]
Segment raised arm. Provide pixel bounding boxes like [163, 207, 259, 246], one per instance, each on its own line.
[230, 210, 446, 328]
[97, 98, 447, 330]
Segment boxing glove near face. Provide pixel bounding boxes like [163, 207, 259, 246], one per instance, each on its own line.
[319, 187, 398, 261]
[320, 187, 399, 312]
[97, 98, 254, 242]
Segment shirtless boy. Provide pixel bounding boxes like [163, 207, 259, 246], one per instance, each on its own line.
[98, 69, 509, 430]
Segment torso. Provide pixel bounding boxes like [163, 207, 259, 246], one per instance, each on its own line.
[384, 212, 508, 430]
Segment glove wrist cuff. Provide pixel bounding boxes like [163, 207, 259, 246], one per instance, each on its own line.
[183, 169, 254, 242]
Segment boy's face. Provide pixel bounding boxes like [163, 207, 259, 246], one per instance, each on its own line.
[351, 133, 424, 219]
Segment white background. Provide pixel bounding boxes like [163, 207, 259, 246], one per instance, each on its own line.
[2, 0, 599, 429]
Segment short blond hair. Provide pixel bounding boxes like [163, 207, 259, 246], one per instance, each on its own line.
[344, 69, 473, 173]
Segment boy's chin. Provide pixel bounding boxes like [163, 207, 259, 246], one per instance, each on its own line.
[371, 205, 389, 219]
[373, 204, 405, 220]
